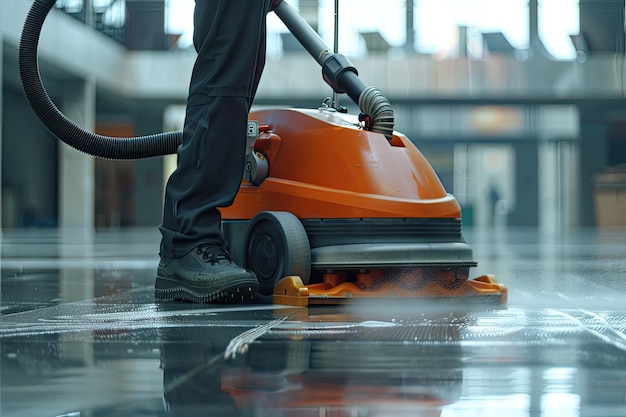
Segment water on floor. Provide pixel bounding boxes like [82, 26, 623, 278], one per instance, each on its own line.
[1, 227, 626, 417]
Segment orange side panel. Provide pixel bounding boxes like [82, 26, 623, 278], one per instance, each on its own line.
[224, 180, 461, 219]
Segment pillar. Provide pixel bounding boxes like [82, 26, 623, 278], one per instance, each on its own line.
[576, 1, 625, 226]
[58, 77, 96, 361]
[125, 0, 167, 50]
[579, 104, 609, 227]
[579, 0, 625, 53]
[59, 77, 96, 231]
[299, 0, 319, 32]
[529, 0, 538, 47]
[0, 30, 4, 318]
[509, 141, 540, 227]
[405, 0, 414, 52]
[133, 112, 166, 227]
[0, 34, 4, 232]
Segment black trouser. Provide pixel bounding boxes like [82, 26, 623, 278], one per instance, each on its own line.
[160, 0, 272, 258]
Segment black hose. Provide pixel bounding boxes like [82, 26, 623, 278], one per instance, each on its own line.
[19, 0, 181, 160]
[20, 0, 394, 159]
[358, 86, 394, 140]
[274, 1, 395, 140]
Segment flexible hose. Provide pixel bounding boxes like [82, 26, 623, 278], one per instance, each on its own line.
[274, 1, 395, 140]
[19, 0, 181, 160]
[358, 86, 395, 140]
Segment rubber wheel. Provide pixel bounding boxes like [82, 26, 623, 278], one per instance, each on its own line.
[244, 211, 311, 296]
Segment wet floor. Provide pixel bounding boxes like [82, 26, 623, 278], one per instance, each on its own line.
[1, 227, 626, 417]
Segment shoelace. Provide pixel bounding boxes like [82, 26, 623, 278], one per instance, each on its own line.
[195, 244, 233, 265]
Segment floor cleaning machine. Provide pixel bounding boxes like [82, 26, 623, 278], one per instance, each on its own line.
[19, 0, 506, 306]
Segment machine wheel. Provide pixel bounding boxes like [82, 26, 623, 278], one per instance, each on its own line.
[244, 211, 311, 296]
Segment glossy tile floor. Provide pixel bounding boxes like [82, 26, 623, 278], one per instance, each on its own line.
[1, 226, 626, 417]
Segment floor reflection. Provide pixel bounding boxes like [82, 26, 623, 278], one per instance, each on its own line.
[1, 228, 626, 416]
[161, 314, 465, 417]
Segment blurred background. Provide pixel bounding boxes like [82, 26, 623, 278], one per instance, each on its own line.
[1, 0, 625, 234]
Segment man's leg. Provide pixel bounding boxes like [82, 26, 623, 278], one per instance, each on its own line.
[156, 0, 272, 303]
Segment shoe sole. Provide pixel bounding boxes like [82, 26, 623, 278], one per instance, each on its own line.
[154, 276, 259, 304]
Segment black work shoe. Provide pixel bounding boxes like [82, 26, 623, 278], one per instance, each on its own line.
[154, 244, 258, 304]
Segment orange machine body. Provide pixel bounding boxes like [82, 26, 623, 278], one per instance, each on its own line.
[219, 108, 506, 305]
[221, 108, 460, 220]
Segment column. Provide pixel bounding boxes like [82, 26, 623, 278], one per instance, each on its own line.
[59, 77, 96, 231]
[405, 0, 414, 52]
[125, 0, 167, 50]
[579, 0, 625, 53]
[0, 28, 4, 323]
[509, 141, 540, 227]
[133, 112, 166, 227]
[0, 33, 4, 231]
[299, 0, 319, 32]
[58, 77, 97, 365]
[579, 104, 609, 227]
